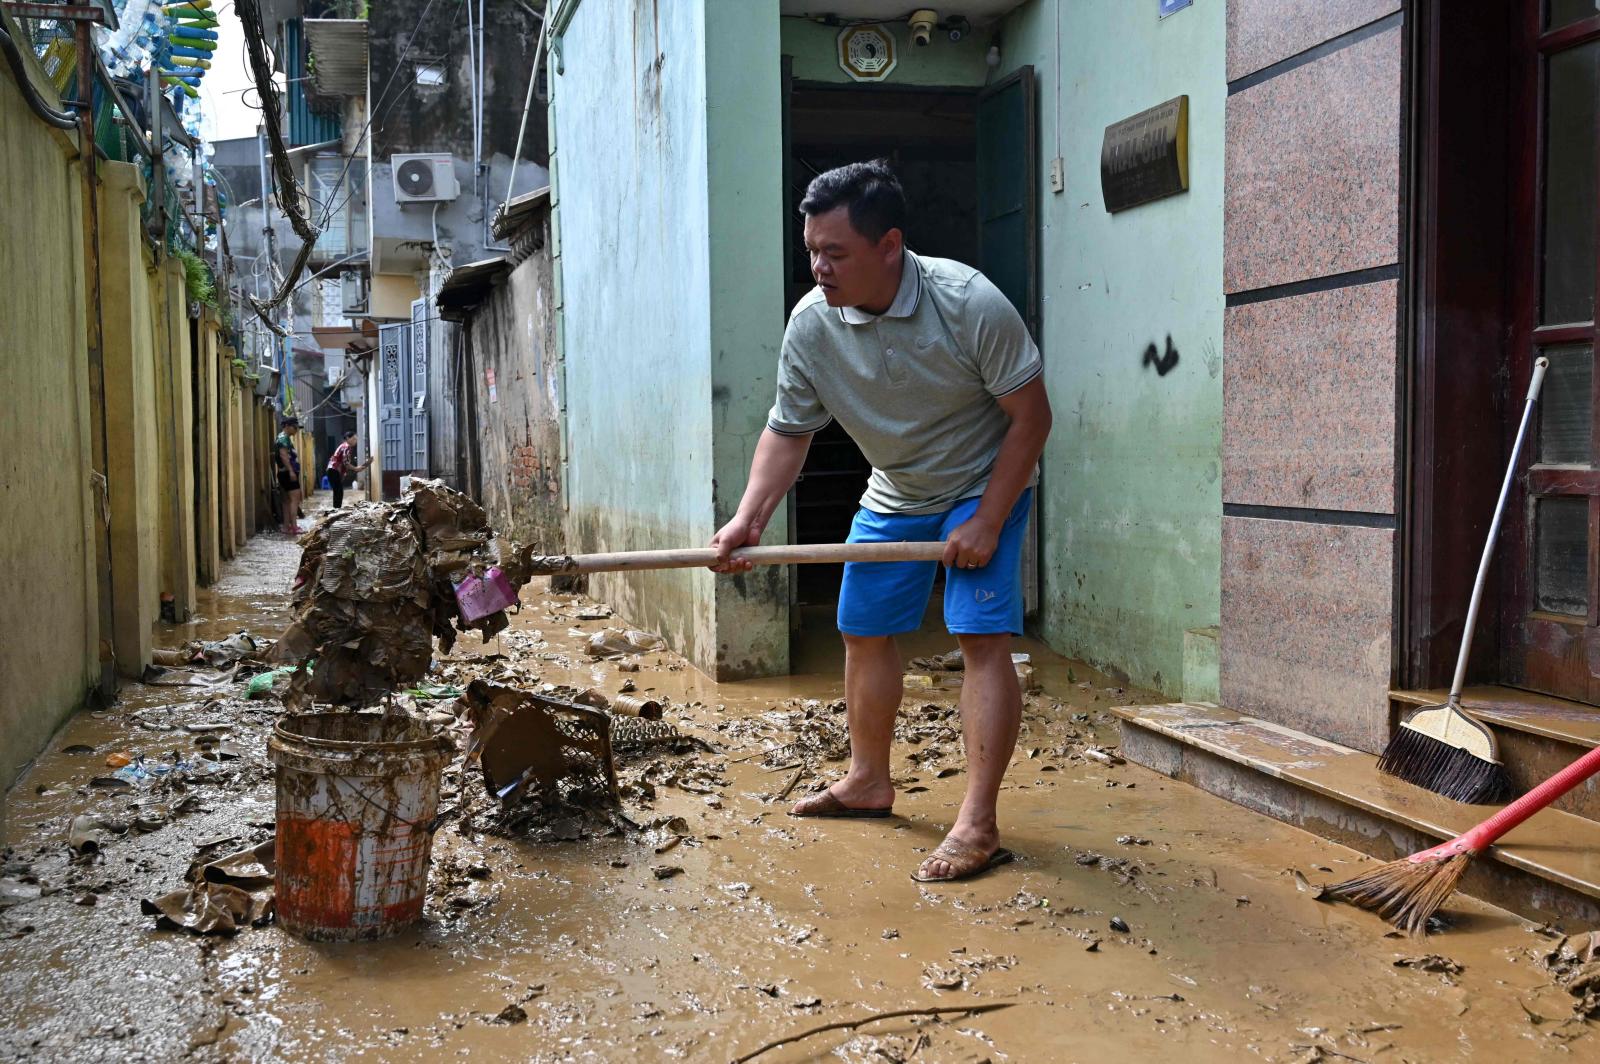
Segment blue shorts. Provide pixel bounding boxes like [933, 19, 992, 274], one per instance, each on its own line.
[837, 489, 1033, 638]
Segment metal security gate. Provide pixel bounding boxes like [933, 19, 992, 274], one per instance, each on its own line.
[378, 321, 409, 498]
[409, 298, 430, 472]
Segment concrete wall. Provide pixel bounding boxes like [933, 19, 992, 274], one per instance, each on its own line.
[553, 0, 786, 678]
[155, 259, 196, 621]
[995, 0, 1226, 696]
[0, 53, 99, 786]
[368, 0, 549, 280]
[1218, 2, 1403, 753]
[461, 226, 563, 547]
[99, 163, 163, 678]
[195, 319, 222, 585]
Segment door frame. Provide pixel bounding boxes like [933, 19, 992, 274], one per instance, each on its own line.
[1401, 1, 1519, 690]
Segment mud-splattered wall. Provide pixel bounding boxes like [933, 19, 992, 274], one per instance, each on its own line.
[0, 39, 99, 789]
[452, 213, 564, 549]
[994, 0, 1227, 698]
[552, 0, 787, 679]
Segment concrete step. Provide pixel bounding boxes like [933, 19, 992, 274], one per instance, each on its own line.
[1114, 701, 1600, 928]
[1392, 686, 1600, 823]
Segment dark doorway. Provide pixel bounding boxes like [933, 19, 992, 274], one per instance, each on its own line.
[784, 84, 982, 606]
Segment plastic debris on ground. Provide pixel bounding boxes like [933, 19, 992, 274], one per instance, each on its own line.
[585, 629, 667, 659]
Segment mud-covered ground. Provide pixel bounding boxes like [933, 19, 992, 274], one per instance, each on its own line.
[2, 514, 1595, 1062]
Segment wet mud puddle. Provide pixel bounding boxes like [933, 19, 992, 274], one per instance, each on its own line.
[2, 530, 1595, 1062]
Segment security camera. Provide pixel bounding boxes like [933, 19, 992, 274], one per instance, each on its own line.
[909, 9, 937, 47]
[946, 15, 970, 42]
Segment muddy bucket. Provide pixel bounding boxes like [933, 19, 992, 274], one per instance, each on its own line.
[268, 713, 455, 941]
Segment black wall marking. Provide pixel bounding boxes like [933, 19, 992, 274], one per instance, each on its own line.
[1143, 335, 1180, 376]
[1223, 502, 1396, 529]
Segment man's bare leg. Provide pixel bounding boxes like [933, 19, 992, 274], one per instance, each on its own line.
[916, 632, 1020, 877]
[792, 633, 901, 812]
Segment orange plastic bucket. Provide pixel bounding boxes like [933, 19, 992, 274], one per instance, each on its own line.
[268, 713, 454, 941]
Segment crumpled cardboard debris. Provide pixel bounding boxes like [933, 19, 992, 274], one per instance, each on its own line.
[142, 838, 277, 935]
[141, 880, 268, 935]
[272, 480, 540, 709]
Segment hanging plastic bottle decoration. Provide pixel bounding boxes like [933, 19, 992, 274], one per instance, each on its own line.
[158, 0, 218, 98]
[99, 0, 164, 79]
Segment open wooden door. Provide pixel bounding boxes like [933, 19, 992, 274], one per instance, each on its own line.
[977, 65, 1041, 619]
[1501, 5, 1600, 701]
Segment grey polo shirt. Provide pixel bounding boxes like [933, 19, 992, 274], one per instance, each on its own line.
[768, 251, 1042, 515]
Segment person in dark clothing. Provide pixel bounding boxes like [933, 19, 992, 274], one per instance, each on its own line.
[325, 429, 370, 509]
[275, 416, 304, 536]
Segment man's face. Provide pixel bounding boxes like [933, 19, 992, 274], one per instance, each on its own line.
[803, 206, 901, 309]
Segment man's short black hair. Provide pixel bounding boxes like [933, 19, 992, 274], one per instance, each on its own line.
[799, 159, 907, 243]
[343, 429, 357, 439]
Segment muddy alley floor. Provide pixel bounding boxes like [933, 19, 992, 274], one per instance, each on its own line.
[2, 530, 1597, 1063]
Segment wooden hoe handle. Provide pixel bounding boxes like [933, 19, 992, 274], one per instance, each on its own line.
[529, 541, 949, 575]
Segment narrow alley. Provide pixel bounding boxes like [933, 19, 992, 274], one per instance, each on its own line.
[1, 495, 1592, 1061]
[8, 0, 1600, 1060]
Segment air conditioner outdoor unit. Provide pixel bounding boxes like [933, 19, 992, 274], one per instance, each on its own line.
[340, 270, 368, 315]
[391, 153, 459, 204]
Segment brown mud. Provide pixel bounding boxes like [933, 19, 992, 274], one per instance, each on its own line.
[1, 515, 1595, 1062]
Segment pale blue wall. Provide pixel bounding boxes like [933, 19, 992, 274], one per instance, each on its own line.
[552, 0, 786, 677]
[1000, 0, 1226, 695]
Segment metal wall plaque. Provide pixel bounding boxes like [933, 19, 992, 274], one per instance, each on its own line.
[1159, 0, 1194, 17]
[1100, 95, 1189, 213]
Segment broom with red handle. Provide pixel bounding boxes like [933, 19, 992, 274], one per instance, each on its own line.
[1329, 742, 1600, 934]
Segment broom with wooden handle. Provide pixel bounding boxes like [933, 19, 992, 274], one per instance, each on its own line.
[1376, 356, 1549, 803]
[523, 541, 951, 575]
[1329, 742, 1600, 934]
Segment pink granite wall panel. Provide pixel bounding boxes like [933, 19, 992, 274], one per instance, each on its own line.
[1226, 0, 1401, 82]
[1223, 279, 1397, 512]
[1224, 26, 1402, 294]
[1220, 517, 1393, 754]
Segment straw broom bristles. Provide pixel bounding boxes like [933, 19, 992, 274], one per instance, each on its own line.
[1332, 744, 1600, 936]
[1326, 853, 1473, 936]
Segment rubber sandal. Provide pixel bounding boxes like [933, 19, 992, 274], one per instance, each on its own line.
[910, 840, 1016, 883]
[788, 788, 894, 819]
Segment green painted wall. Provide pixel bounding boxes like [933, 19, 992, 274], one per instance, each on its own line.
[553, 0, 787, 678]
[0, 50, 99, 788]
[782, 16, 993, 86]
[999, 0, 1225, 695]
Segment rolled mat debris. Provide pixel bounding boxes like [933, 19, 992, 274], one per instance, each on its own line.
[271, 480, 539, 709]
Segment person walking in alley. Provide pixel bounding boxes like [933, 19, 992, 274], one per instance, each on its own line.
[326, 429, 370, 509]
[710, 161, 1052, 883]
[275, 416, 304, 536]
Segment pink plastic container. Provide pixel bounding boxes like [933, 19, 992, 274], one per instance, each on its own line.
[453, 566, 518, 622]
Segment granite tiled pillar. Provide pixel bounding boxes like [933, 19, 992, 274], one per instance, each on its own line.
[1220, 5, 1404, 754]
[1223, 280, 1397, 512]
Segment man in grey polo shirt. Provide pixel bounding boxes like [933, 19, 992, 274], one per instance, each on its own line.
[711, 160, 1052, 883]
